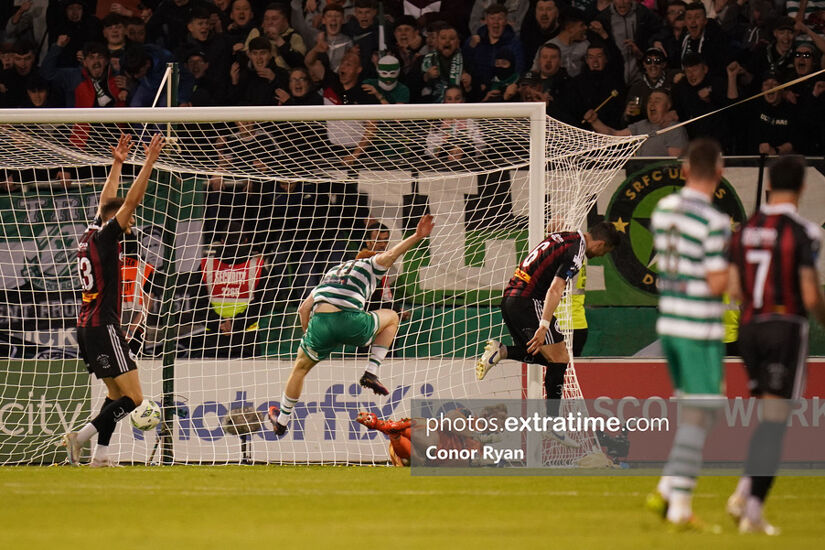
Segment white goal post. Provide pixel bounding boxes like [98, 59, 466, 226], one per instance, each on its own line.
[0, 104, 645, 466]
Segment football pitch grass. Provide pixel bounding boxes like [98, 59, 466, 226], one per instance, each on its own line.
[1, 466, 823, 549]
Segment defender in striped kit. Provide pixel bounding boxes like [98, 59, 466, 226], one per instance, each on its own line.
[646, 139, 730, 530]
[64, 133, 165, 467]
[268, 215, 435, 437]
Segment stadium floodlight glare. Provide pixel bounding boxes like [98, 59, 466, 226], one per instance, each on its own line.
[0, 105, 644, 466]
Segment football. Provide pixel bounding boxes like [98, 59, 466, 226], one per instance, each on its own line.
[130, 399, 161, 431]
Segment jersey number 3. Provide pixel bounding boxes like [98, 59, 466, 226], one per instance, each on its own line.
[78, 257, 95, 292]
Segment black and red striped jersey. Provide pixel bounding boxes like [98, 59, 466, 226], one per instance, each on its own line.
[504, 231, 586, 299]
[729, 203, 823, 324]
[77, 215, 124, 328]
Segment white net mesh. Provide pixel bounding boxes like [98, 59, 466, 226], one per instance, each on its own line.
[0, 107, 644, 465]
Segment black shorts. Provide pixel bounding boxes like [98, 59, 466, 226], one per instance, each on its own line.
[738, 318, 808, 399]
[500, 295, 565, 349]
[77, 324, 137, 379]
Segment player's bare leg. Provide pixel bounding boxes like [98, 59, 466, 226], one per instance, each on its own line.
[359, 309, 399, 396]
[270, 348, 318, 436]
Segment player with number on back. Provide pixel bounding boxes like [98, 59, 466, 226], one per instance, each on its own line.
[63, 133, 165, 467]
[475, 221, 620, 447]
[725, 155, 825, 535]
[268, 214, 435, 437]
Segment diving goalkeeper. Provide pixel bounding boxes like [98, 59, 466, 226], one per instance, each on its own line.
[268, 214, 435, 436]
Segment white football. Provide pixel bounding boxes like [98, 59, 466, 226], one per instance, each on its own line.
[130, 399, 161, 431]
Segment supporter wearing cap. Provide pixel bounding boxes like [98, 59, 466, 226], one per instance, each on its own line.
[624, 47, 679, 123]
[671, 51, 729, 143]
[745, 16, 798, 84]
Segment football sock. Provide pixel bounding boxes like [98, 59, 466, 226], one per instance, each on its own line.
[95, 397, 116, 447]
[657, 476, 673, 500]
[662, 423, 708, 514]
[733, 476, 751, 500]
[82, 397, 137, 444]
[365, 345, 389, 375]
[93, 444, 109, 462]
[745, 496, 765, 523]
[667, 488, 693, 523]
[505, 345, 526, 362]
[544, 363, 567, 417]
[744, 420, 786, 481]
[277, 392, 299, 426]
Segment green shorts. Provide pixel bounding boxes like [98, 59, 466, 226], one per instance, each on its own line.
[660, 335, 724, 399]
[299, 309, 380, 362]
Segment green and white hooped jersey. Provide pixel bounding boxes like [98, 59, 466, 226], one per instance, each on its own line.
[651, 187, 730, 341]
[312, 256, 388, 312]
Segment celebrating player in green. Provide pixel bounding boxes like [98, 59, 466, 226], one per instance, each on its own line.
[269, 215, 435, 436]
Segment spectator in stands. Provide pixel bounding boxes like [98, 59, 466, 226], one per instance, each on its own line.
[521, 0, 561, 65]
[480, 48, 520, 101]
[392, 15, 426, 79]
[728, 69, 799, 155]
[74, 42, 127, 107]
[41, 40, 125, 107]
[584, 89, 689, 156]
[784, 43, 825, 154]
[713, 0, 745, 40]
[21, 74, 59, 107]
[4, 0, 41, 47]
[539, 8, 589, 78]
[180, 49, 225, 105]
[230, 36, 289, 105]
[536, 43, 569, 98]
[101, 14, 129, 73]
[420, 24, 467, 103]
[680, 1, 729, 75]
[50, 0, 103, 68]
[244, 2, 306, 70]
[176, 8, 232, 91]
[121, 43, 175, 106]
[224, 0, 256, 50]
[624, 47, 678, 124]
[146, 0, 207, 51]
[597, 0, 662, 84]
[468, 0, 529, 35]
[305, 4, 352, 80]
[322, 50, 378, 165]
[362, 54, 410, 103]
[126, 16, 147, 44]
[672, 52, 728, 143]
[342, 0, 379, 76]
[0, 41, 37, 107]
[277, 65, 323, 104]
[463, 4, 524, 92]
[426, 85, 486, 163]
[746, 16, 797, 84]
[568, 42, 626, 129]
[652, 0, 687, 69]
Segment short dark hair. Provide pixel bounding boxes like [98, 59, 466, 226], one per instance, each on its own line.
[323, 4, 344, 14]
[560, 8, 586, 28]
[685, 1, 706, 15]
[123, 45, 150, 75]
[353, 0, 377, 9]
[589, 221, 621, 249]
[769, 155, 806, 192]
[540, 43, 561, 55]
[485, 4, 508, 17]
[369, 223, 390, 236]
[188, 6, 211, 22]
[13, 41, 36, 55]
[100, 197, 124, 219]
[248, 36, 271, 52]
[685, 138, 722, 180]
[101, 13, 126, 28]
[264, 2, 289, 18]
[82, 42, 109, 58]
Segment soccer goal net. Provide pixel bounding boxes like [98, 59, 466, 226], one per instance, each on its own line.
[0, 105, 644, 466]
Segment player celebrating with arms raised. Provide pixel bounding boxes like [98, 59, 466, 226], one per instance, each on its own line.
[726, 155, 825, 534]
[269, 215, 435, 436]
[475, 221, 620, 447]
[63, 133, 166, 466]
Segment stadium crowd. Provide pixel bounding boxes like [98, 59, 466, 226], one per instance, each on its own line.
[1, 0, 824, 155]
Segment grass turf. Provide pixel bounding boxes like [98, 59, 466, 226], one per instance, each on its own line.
[1, 466, 823, 549]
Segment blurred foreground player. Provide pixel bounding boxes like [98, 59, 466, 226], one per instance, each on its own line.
[268, 215, 434, 436]
[64, 133, 166, 466]
[646, 139, 730, 531]
[726, 155, 825, 535]
[475, 222, 620, 447]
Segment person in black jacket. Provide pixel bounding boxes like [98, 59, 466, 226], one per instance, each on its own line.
[672, 52, 729, 143]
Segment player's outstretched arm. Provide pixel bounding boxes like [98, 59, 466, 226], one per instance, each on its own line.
[115, 134, 165, 230]
[526, 276, 566, 354]
[96, 133, 132, 218]
[374, 214, 434, 269]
